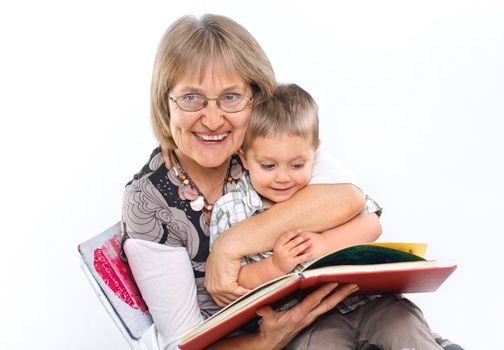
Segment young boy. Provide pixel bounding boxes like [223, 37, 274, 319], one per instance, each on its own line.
[210, 84, 446, 349]
[210, 83, 382, 290]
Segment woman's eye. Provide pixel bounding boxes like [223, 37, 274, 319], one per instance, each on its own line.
[221, 93, 241, 102]
[260, 163, 275, 170]
[181, 94, 202, 102]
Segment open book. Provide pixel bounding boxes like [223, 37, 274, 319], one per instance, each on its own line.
[179, 242, 456, 350]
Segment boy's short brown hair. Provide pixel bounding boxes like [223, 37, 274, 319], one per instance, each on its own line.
[242, 83, 319, 152]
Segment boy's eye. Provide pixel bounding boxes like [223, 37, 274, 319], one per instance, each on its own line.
[290, 162, 305, 169]
[260, 163, 275, 170]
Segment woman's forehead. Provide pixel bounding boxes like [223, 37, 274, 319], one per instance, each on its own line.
[175, 60, 249, 89]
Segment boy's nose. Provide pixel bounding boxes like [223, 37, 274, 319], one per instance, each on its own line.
[275, 170, 291, 183]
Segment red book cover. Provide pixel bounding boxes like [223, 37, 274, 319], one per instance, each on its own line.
[179, 244, 457, 350]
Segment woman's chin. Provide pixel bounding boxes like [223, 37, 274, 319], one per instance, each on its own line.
[191, 144, 236, 169]
[194, 153, 231, 169]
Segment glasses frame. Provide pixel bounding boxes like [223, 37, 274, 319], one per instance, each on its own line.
[169, 93, 253, 113]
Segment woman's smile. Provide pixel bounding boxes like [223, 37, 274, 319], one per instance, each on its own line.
[193, 131, 230, 142]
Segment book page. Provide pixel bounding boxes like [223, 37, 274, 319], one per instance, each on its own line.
[302, 244, 427, 272]
[302, 260, 438, 279]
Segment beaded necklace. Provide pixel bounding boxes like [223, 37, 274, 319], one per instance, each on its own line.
[167, 149, 243, 223]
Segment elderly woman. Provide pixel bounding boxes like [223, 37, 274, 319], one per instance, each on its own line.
[121, 14, 369, 349]
[120, 14, 458, 350]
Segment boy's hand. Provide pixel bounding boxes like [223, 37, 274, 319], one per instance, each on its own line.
[272, 230, 312, 274]
[302, 231, 331, 259]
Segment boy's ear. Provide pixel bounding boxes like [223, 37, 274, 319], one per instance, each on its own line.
[238, 149, 249, 170]
[313, 139, 321, 150]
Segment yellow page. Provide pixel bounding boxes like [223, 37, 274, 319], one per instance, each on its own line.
[370, 242, 427, 257]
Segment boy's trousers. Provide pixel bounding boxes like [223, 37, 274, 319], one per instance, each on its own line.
[287, 295, 442, 350]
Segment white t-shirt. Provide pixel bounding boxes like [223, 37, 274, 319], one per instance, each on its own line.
[311, 148, 361, 187]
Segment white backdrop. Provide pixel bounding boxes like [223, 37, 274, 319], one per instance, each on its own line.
[1, 1, 503, 349]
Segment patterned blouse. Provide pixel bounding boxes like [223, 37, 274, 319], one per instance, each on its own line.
[121, 146, 243, 319]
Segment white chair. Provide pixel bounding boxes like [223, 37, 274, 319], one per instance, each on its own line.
[78, 222, 160, 350]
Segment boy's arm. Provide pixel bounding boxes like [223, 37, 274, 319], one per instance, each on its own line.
[237, 230, 312, 289]
[307, 213, 382, 258]
[324, 212, 381, 247]
[240, 212, 382, 289]
[237, 258, 282, 290]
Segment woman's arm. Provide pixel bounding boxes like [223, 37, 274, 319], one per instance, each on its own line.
[206, 183, 364, 305]
[207, 283, 359, 350]
[121, 167, 208, 348]
[124, 239, 204, 349]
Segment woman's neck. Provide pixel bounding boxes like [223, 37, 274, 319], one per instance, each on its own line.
[171, 149, 229, 204]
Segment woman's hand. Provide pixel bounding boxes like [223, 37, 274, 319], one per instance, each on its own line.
[205, 235, 250, 306]
[207, 283, 358, 349]
[255, 283, 359, 349]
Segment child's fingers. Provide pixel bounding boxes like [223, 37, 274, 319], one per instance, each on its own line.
[283, 233, 310, 251]
[275, 229, 303, 248]
[294, 249, 313, 265]
[297, 230, 316, 241]
[288, 240, 312, 258]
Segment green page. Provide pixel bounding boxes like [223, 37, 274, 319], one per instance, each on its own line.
[303, 245, 426, 271]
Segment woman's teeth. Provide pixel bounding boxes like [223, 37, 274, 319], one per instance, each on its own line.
[195, 133, 229, 141]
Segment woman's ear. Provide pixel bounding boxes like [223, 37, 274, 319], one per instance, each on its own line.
[238, 149, 249, 170]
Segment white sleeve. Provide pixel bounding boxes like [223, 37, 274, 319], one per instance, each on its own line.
[310, 148, 362, 190]
[124, 239, 203, 350]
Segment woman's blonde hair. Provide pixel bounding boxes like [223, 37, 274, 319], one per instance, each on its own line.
[151, 14, 276, 148]
[242, 83, 319, 152]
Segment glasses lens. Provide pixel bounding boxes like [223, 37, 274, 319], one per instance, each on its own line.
[177, 94, 206, 111]
[219, 94, 248, 112]
[174, 93, 249, 112]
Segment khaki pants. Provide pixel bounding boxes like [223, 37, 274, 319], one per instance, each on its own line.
[286, 295, 442, 350]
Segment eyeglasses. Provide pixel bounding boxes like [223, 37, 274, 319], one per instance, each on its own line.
[169, 93, 252, 113]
